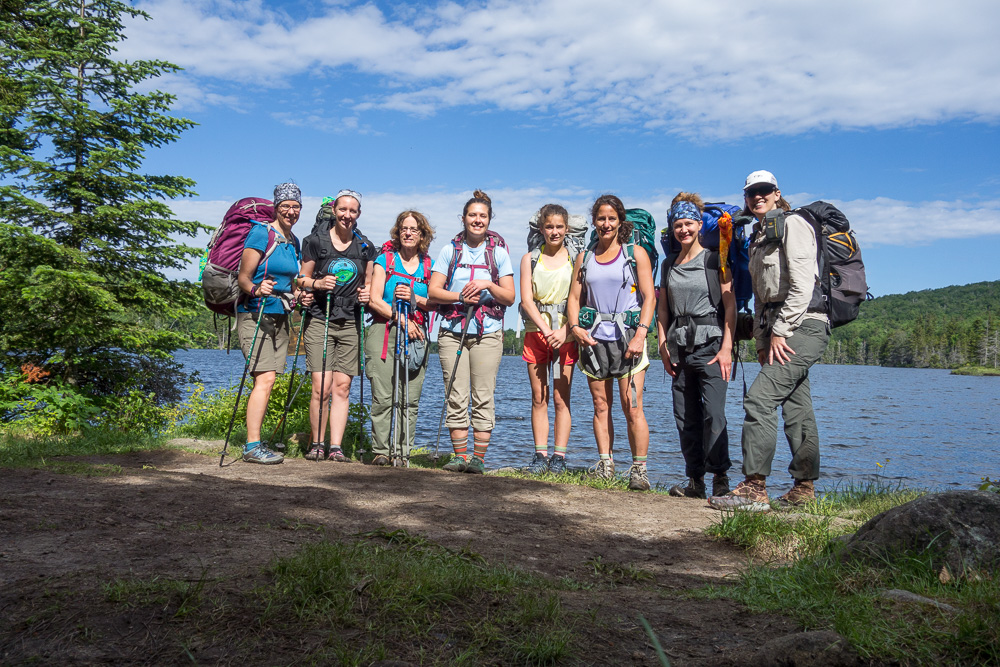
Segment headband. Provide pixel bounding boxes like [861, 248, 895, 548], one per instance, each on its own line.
[668, 201, 701, 225]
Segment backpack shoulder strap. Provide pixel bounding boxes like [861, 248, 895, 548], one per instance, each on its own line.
[529, 246, 542, 274]
[445, 236, 464, 287]
[421, 253, 432, 282]
[704, 249, 722, 311]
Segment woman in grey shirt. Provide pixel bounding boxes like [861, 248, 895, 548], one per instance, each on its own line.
[655, 192, 736, 499]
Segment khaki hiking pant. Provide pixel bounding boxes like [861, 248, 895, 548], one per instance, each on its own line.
[437, 330, 503, 432]
[364, 321, 426, 458]
[741, 319, 830, 481]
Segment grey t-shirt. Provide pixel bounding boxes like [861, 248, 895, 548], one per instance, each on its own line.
[664, 249, 722, 358]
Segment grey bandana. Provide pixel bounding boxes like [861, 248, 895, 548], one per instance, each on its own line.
[273, 182, 302, 205]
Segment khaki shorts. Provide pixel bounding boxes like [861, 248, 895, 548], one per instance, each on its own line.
[237, 312, 290, 374]
[304, 317, 361, 375]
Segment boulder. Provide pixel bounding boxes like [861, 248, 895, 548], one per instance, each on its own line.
[838, 491, 1000, 574]
[750, 630, 860, 667]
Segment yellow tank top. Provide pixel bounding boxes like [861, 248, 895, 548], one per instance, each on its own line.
[525, 247, 574, 332]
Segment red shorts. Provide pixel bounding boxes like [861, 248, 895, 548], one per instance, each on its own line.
[521, 331, 579, 366]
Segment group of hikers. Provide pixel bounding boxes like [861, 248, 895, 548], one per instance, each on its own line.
[225, 170, 834, 512]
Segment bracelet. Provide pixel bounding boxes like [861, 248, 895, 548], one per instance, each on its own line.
[458, 294, 465, 304]
[570, 324, 582, 331]
[250, 284, 258, 297]
[636, 323, 649, 330]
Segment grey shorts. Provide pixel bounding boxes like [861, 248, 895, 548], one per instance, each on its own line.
[237, 312, 290, 374]
[304, 317, 361, 375]
[578, 335, 650, 380]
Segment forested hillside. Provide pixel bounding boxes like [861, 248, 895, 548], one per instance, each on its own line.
[824, 281, 1000, 368]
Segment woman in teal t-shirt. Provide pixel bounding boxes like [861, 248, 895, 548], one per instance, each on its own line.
[236, 182, 302, 465]
[364, 210, 435, 465]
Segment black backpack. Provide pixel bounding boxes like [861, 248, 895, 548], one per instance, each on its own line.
[765, 201, 870, 328]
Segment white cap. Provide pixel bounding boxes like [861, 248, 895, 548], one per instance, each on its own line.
[744, 170, 778, 191]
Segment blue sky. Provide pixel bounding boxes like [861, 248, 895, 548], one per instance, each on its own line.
[121, 0, 1000, 315]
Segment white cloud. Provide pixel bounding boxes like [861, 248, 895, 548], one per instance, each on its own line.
[123, 0, 1000, 138]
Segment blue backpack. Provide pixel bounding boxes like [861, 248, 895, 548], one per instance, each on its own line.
[659, 202, 753, 313]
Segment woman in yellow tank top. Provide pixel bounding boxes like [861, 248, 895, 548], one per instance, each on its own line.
[518, 204, 580, 475]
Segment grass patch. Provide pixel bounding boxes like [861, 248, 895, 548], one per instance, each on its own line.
[0, 430, 164, 470]
[260, 528, 575, 665]
[951, 365, 1000, 376]
[104, 572, 209, 618]
[491, 465, 668, 495]
[702, 479, 999, 664]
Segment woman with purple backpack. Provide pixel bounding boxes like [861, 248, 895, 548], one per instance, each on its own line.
[235, 182, 303, 465]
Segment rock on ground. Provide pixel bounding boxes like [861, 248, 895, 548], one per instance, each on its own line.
[838, 490, 1000, 575]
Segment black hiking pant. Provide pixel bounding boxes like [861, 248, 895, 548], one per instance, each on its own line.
[671, 339, 731, 480]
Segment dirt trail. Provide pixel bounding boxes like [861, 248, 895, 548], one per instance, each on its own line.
[0, 441, 799, 665]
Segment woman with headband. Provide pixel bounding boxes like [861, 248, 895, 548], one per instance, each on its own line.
[236, 182, 303, 464]
[656, 193, 735, 499]
[299, 189, 377, 461]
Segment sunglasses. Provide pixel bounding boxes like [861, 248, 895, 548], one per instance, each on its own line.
[745, 184, 777, 199]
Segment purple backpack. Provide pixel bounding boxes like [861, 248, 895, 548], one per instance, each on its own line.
[201, 198, 275, 316]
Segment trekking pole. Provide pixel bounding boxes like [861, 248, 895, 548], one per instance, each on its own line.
[353, 229, 369, 454]
[387, 302, 401, 463]
[266, 309, 308, 451]
[432, 303, 476, 460]
[220, 298, 266, 467]
[402, 301, 411, 467]
[316, 292, 332, 460]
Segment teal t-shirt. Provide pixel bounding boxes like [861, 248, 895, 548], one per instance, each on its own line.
[376, 252, 430, 303]
[237, 223, 300, 314]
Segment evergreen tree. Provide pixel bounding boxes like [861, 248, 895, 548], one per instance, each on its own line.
[0, 0, 205, 403]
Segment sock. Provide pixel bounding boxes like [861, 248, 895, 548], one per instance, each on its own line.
[451, 437, 468, 460]
[535, 442, 548, 455]
[244, 440, 261, 453]
[633, 455, 648, 468]
[473, 435, 490, 461]
[600, 452, 611, 462]
[311, 441, 324, 451]
[553, 443, 567, 458]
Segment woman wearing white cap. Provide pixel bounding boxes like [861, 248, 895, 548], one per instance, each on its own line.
[709, 170, 829, 511]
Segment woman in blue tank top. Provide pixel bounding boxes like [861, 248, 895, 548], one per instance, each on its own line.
[566, 194, 656, 491]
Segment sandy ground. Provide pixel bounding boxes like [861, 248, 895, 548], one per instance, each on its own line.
[0, 440, 802, 665]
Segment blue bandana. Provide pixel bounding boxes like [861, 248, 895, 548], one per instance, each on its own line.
[668, 201, 701, 225]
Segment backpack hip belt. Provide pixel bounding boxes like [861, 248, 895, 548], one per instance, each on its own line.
[519, 301, 567, 330]
[674, 313, 723, 349]
[579, 307, 640, 341]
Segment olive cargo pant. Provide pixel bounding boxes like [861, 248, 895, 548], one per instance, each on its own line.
[741, 319, 830, 481]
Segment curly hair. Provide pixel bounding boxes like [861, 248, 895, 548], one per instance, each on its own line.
[389, 210, 434, 255]
[590, 194, 632, 246]
[671, 191, 704, 212]
[462, 189, 493, 222]
[537, 203, 569, 226]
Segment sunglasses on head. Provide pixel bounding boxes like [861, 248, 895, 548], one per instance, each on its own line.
[745, 184, 776, 199]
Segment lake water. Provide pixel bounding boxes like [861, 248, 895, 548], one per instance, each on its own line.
[174, 349, 1000, 492]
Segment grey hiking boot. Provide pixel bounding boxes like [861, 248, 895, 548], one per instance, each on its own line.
[327, 447, 348, 462]
[708, 475, 771, 512]
[304, 443, 325, 461]
[243, 444, 284, 465]
[628, 464, 651, 491]
[776, 479, 816, 507]
[547, 455, 568, 475]
[669, 477, 706, 499]
[588, 458, 615, 481]
[712, 474, 731, 498]
[527, 452, 549, 475]
[442, 455, 468, 473]
[464, 456, 486, 475]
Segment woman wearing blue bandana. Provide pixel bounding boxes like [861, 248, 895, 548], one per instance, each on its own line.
[655, 193, 736, 499]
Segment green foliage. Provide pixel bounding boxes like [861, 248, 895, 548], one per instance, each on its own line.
[0, 372, 99, 435]
[825, 281, 1000, 368]
[0, 0, 207, 406]
[979, 477, 1000, 493]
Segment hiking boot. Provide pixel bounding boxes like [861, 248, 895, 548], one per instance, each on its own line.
[304, 444, 325, 461]
[588, 458, 615, 481]
[392, 457, 408, 468]
[243, 444, 284, 465]
[464, 456, 486, 475]
[547, 455, 568, 475]
[527, 452, 550, 475]
[371, 454, 390, 466]
[327, 448, 348, 462]
[628, 464, 651, 491]
[708, 475, 770, 512]
[669, 477, 706, 499]
[442, 455, 468, 473]
[776, 479, 816, 507]
[712, 474, 731, 498]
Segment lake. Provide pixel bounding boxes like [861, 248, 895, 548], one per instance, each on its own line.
[174, 349, 1000, 492]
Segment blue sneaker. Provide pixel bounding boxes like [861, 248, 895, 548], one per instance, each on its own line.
[547, 455, 567, 475]
[526, 452, 549, 475]
[243, 444, 284, 465]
